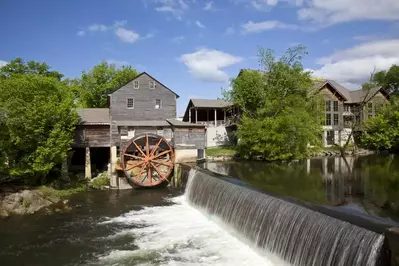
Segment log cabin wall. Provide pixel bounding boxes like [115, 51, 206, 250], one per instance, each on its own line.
[73, 125, 110, 148]
[173, 127, 206, 150]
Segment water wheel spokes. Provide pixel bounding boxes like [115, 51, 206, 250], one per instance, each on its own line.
[121, 133, 174, 187]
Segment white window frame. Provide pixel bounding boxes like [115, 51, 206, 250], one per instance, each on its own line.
[149, 81, 156, 89]
[134, 80, 139, 89]
[127, 98, 134, 109]
[155, 99, 162, 109]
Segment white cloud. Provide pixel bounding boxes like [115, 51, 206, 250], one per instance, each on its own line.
[204, 1, 214, 10]
[172, 36, 185, 43]
[298, 0, 399, 26]
[310, 39, 399, 88]
[195, 20, 206, 29]
[224, 26, 235, 35]
[88, 24, 109, 32]
[179, 48, 243, 82]
[241, 20, 298, 34]
[154, 0, 191, 19]
[77, 30, 85, 36]
[0, 60, 8, 67]
[115, 28, 140, 43]
[250, 0, 303, 10]
[142, 33, 155, 40]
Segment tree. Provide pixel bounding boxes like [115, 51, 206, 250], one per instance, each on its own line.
[0, 75, 78, 184]
[362, 96, 399, 151]
[75, 61, 138, 108]
[224, 45, 324, 160]
[372, 65, 399, 94]
[0, 58, 63, 80]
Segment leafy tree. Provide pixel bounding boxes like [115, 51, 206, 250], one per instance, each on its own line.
[0, 75, 78, 184]
[75, 61, 138, 108]
[371, 65, 399, 94]
[362, 96, 399, 151]
[225, 45, 324, 160]
[0, 58, 63, 80]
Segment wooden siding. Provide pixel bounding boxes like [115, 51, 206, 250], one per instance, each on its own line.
[173, 128, 205, 150]
[320, 85, 344, 130]
[73, 125, 110, 147]
[110, 73, 177, 122]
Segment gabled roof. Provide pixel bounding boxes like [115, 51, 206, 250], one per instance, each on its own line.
[110, 72, 179, 98]
[77, 108, 110, 125]
[190, 99, 233, 108]
[312, 80, 386, 103]
[182, 98, 233, 122]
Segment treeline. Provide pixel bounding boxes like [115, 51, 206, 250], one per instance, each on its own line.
[226, 45, 399, 160]
[0, 58, 137, 184]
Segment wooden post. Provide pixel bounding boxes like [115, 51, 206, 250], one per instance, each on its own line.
[195, 108, 198, 124]
[85, 147, 92, 180]
[189, 108, 192, 123]
[214, 109, 217, 127]
[224, 110, 226, 124]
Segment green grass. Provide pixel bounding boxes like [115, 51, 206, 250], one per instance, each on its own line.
[89, 173, 110, 190]
[38, 182, 87, 198]
[206, 146, 237, 156]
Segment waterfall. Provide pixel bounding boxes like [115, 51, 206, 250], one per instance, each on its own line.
[185, 169, 385, 266]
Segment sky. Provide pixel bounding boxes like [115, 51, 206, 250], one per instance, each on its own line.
[1, 0, 399, 116]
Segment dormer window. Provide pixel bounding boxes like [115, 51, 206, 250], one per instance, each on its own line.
[149, 81, 156, 89]
[127, 98, 134, 109]
[134, 80, 139, 89]
[155, 99, 162, 109]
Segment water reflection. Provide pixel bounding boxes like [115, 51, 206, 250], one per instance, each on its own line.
[201, 155, 399, 222]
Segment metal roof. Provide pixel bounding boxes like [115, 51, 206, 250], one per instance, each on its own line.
[166, 119, 205, 127]
[190, 99, 233, 108]
[116, 120, 171, 127]
[77, 108, 110, 125]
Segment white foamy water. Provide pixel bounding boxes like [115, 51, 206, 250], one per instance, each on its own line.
[95, 196, 284, 266]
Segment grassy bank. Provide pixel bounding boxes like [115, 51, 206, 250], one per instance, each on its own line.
[206, 146, 237, 156]
[38, 182, 87, 198]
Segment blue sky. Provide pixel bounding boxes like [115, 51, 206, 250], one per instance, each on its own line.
[1, 0, 399, 115]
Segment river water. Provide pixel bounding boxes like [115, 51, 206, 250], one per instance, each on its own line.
[202, 154, 399, 223]
[0, 188, 282, 266]
[1, 154, 397, 265]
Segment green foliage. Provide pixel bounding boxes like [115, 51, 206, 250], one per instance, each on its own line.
[0, 58, 63, 81]
[75, 61, 138, 108]
[206, 147, 237, 156]
[89, 172, 110, 190]
[0, 75, 78, 184]
[225, 45, 324, 160]
[38, 182, 87, 198]
[371, 65, 399, 94]
[362, 96, 399, 151]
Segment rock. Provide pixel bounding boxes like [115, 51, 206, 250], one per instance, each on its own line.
[0, 190, 53, 216]
[62, 199, 69, 205]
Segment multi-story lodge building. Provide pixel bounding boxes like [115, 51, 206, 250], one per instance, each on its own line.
[182, 70, 389, 148]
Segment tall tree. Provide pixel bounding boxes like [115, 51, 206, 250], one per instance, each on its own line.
[76, 61, 138, 108]
[0, 58, 63, 80]
[225, 45, 324, 160]
[0, 75, 78, 184]
[372, 65, 399, 94]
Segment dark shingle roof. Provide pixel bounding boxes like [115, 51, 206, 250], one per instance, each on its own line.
[77, 108, 110, 125]
[190, 99, 233, 108]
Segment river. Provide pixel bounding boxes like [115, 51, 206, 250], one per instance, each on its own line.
[1, 154, 398, 265]
[0, 188, 281, 266]
[201, 154, 399, 223]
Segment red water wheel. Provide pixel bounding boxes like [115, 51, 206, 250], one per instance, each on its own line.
[121, 134, 174, 187]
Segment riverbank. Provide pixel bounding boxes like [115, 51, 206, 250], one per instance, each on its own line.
[205, 146, 377, 162]
[0, 174, 110, 218]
